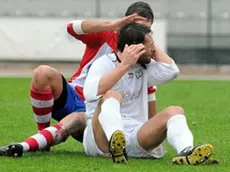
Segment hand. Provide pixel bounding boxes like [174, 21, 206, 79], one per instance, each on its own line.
[120, 44, 146, 69]
[111, 14, 148, 31]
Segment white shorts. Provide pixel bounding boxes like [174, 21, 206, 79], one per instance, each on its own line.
[83, 117, 166, 158]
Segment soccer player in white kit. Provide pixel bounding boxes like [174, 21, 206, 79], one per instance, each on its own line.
[83, 23, 214, 165]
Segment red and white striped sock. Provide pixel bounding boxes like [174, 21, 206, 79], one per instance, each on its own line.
[30, 86, 53, 131]
[20, 123, 68, 152]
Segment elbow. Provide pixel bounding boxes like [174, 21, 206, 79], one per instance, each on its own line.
[84, 89, 96, 102]
[66, 20, 84, 36]
[97, 87, 105, 96]
[171, 65, 180, 79]
[83, 83, 92, 101]
[84, 80, 101, 101]
[83, 87, 95, 101]
[66, 22, 74, 36]
[83, 87, 90, 101]
[163, 64, 180, 82]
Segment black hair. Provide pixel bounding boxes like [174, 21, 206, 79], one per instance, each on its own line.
[125, 1, 154, 23]
[117, 22, 151, 52]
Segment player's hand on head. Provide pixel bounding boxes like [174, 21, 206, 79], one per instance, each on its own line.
[124, 14, 147, 23]
[121, 44, 146, 69]
[112, 14, 147, 31]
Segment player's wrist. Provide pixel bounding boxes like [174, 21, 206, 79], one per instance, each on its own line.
[118, 63, 131, 72]
[109, 19, 124, 31]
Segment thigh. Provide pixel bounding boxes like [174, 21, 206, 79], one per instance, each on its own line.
[91, 103, 108, 153]
[83, 120, 110, 157]
[137, 110, 167, 151]
[52, 81, 85, 121]
[90, 90, 122, 154]
[127, 124, 165, 158]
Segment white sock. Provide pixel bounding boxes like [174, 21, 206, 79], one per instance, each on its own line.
[167, 115, 194, 154]
[98, 98, 124, 141]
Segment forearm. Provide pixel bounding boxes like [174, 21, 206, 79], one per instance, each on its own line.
[154, 44, 173, 64]
[69, 20, 116, 35]
[148, 101, 157, 119]
[81, 20, 116, 34]
[97, 65, 128, 95]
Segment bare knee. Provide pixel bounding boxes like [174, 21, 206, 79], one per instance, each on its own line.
[33, 65, 57, 81]
[102, 90, 122, 103]
[163, 106, 185, 118]
[32, 65, 58, 87]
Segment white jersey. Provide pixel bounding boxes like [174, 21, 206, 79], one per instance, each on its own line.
[84, 53, 179, 124]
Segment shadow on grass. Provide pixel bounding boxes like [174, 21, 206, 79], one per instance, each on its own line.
[0, 149, 220, 167]
[21, 149, 87, 158]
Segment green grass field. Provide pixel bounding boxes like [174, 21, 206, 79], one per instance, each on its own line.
[0, 77, 229, 172]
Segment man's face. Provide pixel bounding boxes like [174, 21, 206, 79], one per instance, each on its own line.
[137, 33, 155, 65]
[135, 17, 155, 60]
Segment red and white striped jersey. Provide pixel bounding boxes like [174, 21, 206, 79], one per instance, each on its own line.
[67, 23, 118, 100]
